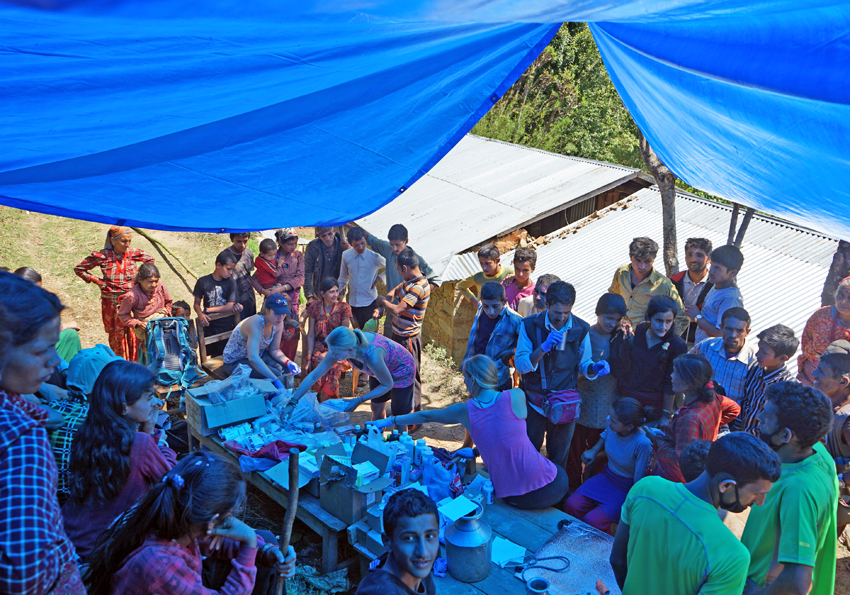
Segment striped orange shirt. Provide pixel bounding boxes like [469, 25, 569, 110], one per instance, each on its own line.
[392, 276, 430, 337]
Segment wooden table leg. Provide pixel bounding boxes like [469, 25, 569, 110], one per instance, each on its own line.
[187, 428, 197, 453]
[323, 530, 339, 574]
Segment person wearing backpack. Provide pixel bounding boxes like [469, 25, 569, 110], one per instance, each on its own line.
[515, 281, 611, 472]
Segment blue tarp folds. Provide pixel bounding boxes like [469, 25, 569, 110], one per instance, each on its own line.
[0, 1, 848, 237]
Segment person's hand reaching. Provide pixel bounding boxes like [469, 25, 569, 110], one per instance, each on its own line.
[541, 330, 564, 352]
[366, 417, 395, 430]
[286, 361, 301, 375]
[591, 361, 611, 377]
[581, 450, 595, 466]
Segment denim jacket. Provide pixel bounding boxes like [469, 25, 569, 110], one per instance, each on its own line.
[463, 306, 523, 387]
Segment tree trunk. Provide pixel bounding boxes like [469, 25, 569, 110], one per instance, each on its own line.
[822, 240, 850, 306]
[638, 131, 679, 275]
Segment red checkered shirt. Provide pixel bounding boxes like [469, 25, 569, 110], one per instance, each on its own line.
[0, 390, 77, 595]
[656, 395, 741, 482]
[74, 248, 154, 297]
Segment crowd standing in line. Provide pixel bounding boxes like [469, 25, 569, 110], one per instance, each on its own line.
[1, 224, 847, 595]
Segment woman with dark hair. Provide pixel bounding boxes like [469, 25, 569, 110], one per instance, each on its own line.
[13, 265, 42, 285]
[304, 277, 352, 400]
[117, 262, 173, 348]
[652, 354, 741, 482]
[250, 229, 305, 362]
[85, 452, 295, 595]
[74, 225, 155, 360]
[0, 272, 85, 594]
[564, 397, 654, 534]
[611, 295, 688, 425]
[62, 359, 176, 560]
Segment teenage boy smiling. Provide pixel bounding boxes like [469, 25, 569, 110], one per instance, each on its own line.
[356, 490, 439, 595]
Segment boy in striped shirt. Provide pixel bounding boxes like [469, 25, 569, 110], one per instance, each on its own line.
[377, 249, 431, 419]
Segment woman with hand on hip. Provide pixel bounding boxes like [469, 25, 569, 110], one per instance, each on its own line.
[74, 226, 154, 360]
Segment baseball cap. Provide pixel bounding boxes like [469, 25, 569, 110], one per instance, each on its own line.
[265, 294, 291, 315]
[822, 340, 850, 372]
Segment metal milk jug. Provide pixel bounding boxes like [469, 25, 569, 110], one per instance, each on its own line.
[445, 503, 492, 582]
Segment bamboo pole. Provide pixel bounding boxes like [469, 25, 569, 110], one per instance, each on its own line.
[131, 227, 200, 280]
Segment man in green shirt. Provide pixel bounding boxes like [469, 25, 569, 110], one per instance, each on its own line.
[741, 381, 838, 595]
[610, 433, 780, 595]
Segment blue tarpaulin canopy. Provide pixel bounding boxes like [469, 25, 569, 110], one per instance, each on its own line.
[0, 1, 848, 237]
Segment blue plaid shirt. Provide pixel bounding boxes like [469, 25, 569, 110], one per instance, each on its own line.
[463, 306, 523, 387]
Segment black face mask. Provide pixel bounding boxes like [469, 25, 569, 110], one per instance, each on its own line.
[719, 484, 748, 514]
[759, 427, 786, 452]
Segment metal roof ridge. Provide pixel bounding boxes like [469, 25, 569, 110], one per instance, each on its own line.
[635, 186, 841, 242]
[465, 134, 641, 174]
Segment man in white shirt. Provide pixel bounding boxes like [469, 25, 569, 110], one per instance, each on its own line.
[517, 273, 560, 318]
[339, 227, 386, 330]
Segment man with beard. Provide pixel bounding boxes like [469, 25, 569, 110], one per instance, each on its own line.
[610, 433, 780, 595]
[670, 237, 713, 345]
[690, 307, 759, 405]
[741, 381, 837, 595]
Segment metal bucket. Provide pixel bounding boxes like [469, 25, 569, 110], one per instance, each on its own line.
[445, 503, 493, 582]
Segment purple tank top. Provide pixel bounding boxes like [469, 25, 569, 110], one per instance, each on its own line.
[355, 333, 415, 389]
[467, 390, 557, 498]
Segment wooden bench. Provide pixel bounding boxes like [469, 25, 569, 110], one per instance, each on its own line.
[186, 426, 354, 574]
[197, 311, 241, 380]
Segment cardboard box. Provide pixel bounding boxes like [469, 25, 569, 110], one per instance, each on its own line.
[185, 379, 271, 436]
[320, 442, 393, 525]
[366, 503, 383, 534]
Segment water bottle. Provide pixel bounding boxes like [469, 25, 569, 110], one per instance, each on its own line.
[483, 480, 495, 505]
[415, 439, 426, 466]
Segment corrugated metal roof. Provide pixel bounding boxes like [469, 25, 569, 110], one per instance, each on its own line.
[356, 134, 640, 276]
[495, 188, 838, 375]
[442, 250, 515, 283]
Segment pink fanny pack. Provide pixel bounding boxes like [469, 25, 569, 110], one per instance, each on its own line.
[527, 389, 581, 425]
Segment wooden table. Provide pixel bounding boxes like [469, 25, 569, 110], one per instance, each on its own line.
[351, 498, 587, 595]
[187, 426, 351, 574]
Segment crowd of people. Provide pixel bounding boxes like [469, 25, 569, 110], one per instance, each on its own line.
[0, 222, 848, 595]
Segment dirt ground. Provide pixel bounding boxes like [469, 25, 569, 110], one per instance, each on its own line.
[2, 206, 849, 594]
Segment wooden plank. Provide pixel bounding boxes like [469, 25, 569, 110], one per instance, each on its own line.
[482, 504, 552, 554]
[493, 499, 574, 535]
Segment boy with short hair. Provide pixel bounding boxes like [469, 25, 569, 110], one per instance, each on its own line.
[678, 439, 711, 483]
[356, 489, 439, 595]
[304, 227, 347, 303]
[670, 237, 713, 344]
[736, 324, 798, 434]
[609, 237, 688, 334]
[339, 227, 386, 330]
[225, 232, 257, 317]
[192, 250, 242, 357]
[693, 244, 745, 344]
[517, 273, 560, 318]
[376, 249, 431, 420]
[463, 282, 522, 392]
[458, 243, 514, 307]
[359, 223, 441, 339]
[743, 382, 837, 595]
[502, 247, 537, 311]
[172, 300, 197, 348]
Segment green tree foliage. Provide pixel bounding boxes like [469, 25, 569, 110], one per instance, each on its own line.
[472, 23, 643, 169]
